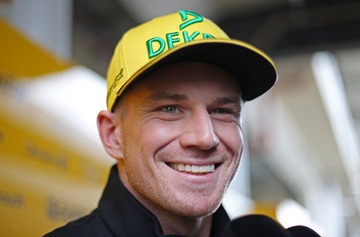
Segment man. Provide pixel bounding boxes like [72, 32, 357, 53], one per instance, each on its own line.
[44, 10, 278, 237]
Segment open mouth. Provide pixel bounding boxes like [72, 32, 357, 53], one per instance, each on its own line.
[167, 163, 219, 175]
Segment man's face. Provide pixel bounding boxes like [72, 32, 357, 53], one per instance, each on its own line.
[115, 62, 243, 218]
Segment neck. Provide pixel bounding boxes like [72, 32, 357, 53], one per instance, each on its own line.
[157, 211, 213, 237]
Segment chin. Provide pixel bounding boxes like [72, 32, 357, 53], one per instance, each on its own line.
[170, 199, 221, 218]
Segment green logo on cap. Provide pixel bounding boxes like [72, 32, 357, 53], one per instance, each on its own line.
[146, 10, 215, 59]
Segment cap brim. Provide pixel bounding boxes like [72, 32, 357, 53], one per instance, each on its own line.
[122, 39, 278, 101]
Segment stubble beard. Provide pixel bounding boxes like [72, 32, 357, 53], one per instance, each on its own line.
[122, 144, 237, 219]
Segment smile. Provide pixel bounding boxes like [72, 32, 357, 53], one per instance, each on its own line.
[170, 163, 215, 174]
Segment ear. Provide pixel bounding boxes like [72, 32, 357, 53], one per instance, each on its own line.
[97, 110, 124, 160]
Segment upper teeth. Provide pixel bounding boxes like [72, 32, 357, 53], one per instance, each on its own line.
[171, 163, 215, 173]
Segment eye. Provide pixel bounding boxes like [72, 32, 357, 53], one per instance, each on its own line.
[161, 105, 179, 114]
[210, 107, 241, 123]
[211, 108, 230, 114]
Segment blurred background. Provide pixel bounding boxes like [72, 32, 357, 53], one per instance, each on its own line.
[1, 0, 360, 236]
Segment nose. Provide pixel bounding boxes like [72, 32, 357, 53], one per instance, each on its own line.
[179, 108, 220, 150]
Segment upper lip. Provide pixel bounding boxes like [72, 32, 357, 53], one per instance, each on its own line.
[161, 150, 227, 169]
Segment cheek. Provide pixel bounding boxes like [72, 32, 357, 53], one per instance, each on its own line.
[216, 124, 244, 156]
[139, 121, 179, 150]
[122, 114, 179, 163]
[223, 126, 243, 181]
[234, 127, 244, 155]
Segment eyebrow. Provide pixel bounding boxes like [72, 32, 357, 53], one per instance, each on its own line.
[214, 96, 242, 105]
[143, 92, 242, 106]
[143, 92, 188, 104]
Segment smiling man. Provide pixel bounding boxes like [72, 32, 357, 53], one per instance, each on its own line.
[44, 10, 277, 237]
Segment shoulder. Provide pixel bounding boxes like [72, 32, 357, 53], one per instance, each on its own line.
[43, 210, 111, 237]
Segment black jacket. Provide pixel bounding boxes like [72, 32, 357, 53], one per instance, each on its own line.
[44, 165, 230, 237]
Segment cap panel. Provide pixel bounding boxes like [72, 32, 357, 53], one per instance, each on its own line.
[106, 35, 129, 110]
[122, 10, 230, 82]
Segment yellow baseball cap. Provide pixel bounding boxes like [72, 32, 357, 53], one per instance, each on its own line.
[106, 10, 278, 111]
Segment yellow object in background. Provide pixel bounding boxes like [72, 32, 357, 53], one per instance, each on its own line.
[0, 18, 71, 79]
[0, 17, 110, 236]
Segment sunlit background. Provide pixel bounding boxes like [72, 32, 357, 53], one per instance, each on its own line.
[1, 0, 360, 236]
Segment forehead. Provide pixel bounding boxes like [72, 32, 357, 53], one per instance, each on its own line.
[134, 62, 240, 93]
